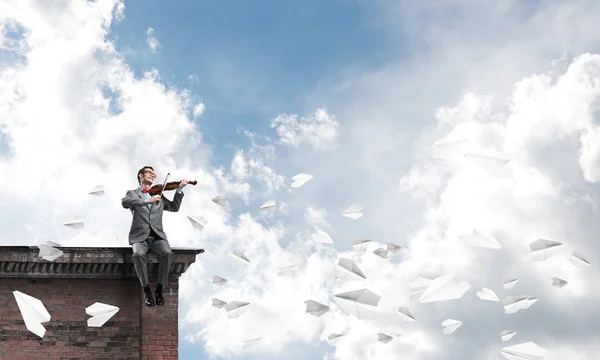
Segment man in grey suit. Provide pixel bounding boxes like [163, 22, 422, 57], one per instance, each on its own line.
[121, 165, 189, 307]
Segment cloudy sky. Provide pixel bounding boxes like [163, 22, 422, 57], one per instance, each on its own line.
[2, 0, 600, 359]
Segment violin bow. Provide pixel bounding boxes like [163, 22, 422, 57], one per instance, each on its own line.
[159, 173, 170, 196]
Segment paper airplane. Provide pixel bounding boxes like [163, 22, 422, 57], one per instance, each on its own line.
[88, 185, 105, 196]
[327, 333, 344, 345]
[397, 307, 416, 321]
[242, 337, 262, 348]
[36, 243, 64, 261]
[464, 152, 511, 178]
[552, 277, 567, 288]
[442, 319, 462, 334]
[224, 301, 250, 319]
[291, 173, 313, 188]
[334, 288, 381, 319]
[377, 333, 393, 343]
[211, 298, 227, 309]
[232, 249, 250, 263]
[476, 288, 499, 302]
[12, 291, 51, 338]
[570, 252, 590, 266]
[432, 139, 468, 159]
[501, 342, 547, 360]
[304, 300, 330, 317]
[373, 248, 389, 259]
[310, 229, 334, 244]
[277, 265, 297, 276]
[342, 204, 363, 219]
[459, 229, 501, 249]
[409, 277, 432, 302]
[529, 238, 563, 261]
[419, 274, 471, 303]
[500, 330, 516, 342]
[212, 275, 227, 286]
[335, 258, 367, 281]
[260, 200, 276, 211]
[45, 240, 61, 247]
[187, 215, 207, 231]
[503, 296, 538, 314]
[212, 195, 227, 207]
[85, 302, 119, 327]
[385, 242, 401, 253]
[503, 279, 519, 290]
[63, 218, 84, 230]
[352, 239, 372, 249]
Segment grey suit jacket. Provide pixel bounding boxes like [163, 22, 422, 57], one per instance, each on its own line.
[121, 188, 184, 245]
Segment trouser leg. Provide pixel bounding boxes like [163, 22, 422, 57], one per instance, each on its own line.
[132, 241, 149, 287]
[150, 239, 173, 288]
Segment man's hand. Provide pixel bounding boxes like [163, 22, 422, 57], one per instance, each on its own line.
[178, 179, 189, 189]
[147, 195, 161, 203]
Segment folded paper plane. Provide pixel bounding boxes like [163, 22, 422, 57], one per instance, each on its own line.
[36, 243, 64, 261]
[85, 302, 119, 327]
[464, 152, 511, 178]
[335, 258, 367, 281]
[409, 277, 432, 302]
[552, 277, 567, 288]
[277, 265, 297, 276]
[476, 287, 499, 302]
[433, 139, 468, 159]
[13, 291, 51, 338]
[187, 215, 208, 231]
[327, 333, 344, 345]
[500, 342, 547, 360]
[503, 279, 519, 290]
[570, 252, 590, 266]
[224, 301, 250, 319]
[212, 275, 227, 286]
[351, 239, 372, 250]
[334, 288, 381, 319]
[503, 296, 538, 314]
[291, 173, 313, 188]
[500, 330, 516, 342]
[211, 298, 227, 309]
[260, 200, 276, 211]
[529, 238, 563, 261]
[419, 274, 471, 303]
[397, 307, 416, 321]
[342, 204, 363, 219]
[311, 229, 334, 244]
[377, 333, 393, 343]
[212, 195, 227, 207]
[304, 300, 330, 317]
[459, 229, 501, 249]
[385, 242, 401, 253]
[88, 185, 105, 196]
[373, 248, 389, 259]
[442, 319, 462, 334]
[232, 249, 250, 263]
[63, 218, 84, 230]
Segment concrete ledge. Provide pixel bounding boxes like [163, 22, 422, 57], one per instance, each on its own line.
[0, 246, 204, 279]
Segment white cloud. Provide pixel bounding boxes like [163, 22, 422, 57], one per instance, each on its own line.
[146, 26, 159, 52]
[271, 108, 340, 149]
[192, 102, 206, 117]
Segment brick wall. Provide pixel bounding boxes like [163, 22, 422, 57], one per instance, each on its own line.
[0, 276, 179, 359]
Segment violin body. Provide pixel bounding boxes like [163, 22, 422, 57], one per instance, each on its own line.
[146, 180, 197, 196]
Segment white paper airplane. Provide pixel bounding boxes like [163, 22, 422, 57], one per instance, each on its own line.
[442, 319, 462, 334]
[211, 298, 227, 309]
[63, 218, 84, 230]
[570, 252, 590, 266]
[45, 240, 61, 247]
[503, 279, 519, 290]
[459, 229, 501, 249]
[500, 330, 516, 342]
[342, 204, 363, 219]
[85, 302, 119, 327]
[373, 248, 389, 259]
[464, 152, 511, 178]
[224, 301, 250, 319]
[12, 291, 51, 338]
[260, 200, 276, 211]
[291, 173, 313, 188]
[352, 239, 372, 249]
[242, 337, 262, 348]
[503, 296, 538, 314]
[187, 215, 207, 231]
[334, 288, 381, 319]
[419, 274, 471, 303]
[529, 238, 563, 261]
[397, 307, 416, 321]
[277, 265, 297, 276]
[476, 288, 499, 302]
[552, 277, 567, 288]
[377, 333, 393, 343]
[304, 300, 330, 317]
[500, 342, 547, 360]
[212, 195, 227, 207]
[385, 242, 402, 253]
[310, 229, 334, 244]
[88, 184, 105, 196]
[232, 249, 250, 263]
[327, 333, 344, 345]
[212, 275, 227, 286]
[335, 258, 367, 281]
[432, 139, 468, 159]
[409, 277, 432, 302]
[36, 243, 64, 261]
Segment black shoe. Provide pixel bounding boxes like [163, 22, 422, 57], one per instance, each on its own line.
[155, 290, 164, 306]
[144, 287, 155, 307]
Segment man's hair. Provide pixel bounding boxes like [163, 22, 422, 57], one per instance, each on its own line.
[137, 166, 154, 185]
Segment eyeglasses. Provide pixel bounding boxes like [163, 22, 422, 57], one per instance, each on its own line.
[143, 170, 156, 177]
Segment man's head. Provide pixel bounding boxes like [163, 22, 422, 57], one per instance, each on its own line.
[137, 166, 155, 186]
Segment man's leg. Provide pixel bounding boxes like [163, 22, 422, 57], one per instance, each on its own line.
[132, 240, 154, 306]
[149, 239, 173, 306]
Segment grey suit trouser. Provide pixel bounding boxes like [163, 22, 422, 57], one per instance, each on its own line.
[132, 231, 173, 288]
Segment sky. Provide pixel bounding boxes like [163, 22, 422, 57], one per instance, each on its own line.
[1, 0, 600, 359]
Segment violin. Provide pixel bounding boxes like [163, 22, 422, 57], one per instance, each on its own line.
[145, 180, 197, 196]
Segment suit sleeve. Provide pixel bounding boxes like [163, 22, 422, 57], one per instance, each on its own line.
[162, 191, 184, 212]
[122, 190, 146, 209]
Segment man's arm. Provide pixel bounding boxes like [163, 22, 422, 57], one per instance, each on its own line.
[162, 188, 184, 212]
[122, 190, 147, 209]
